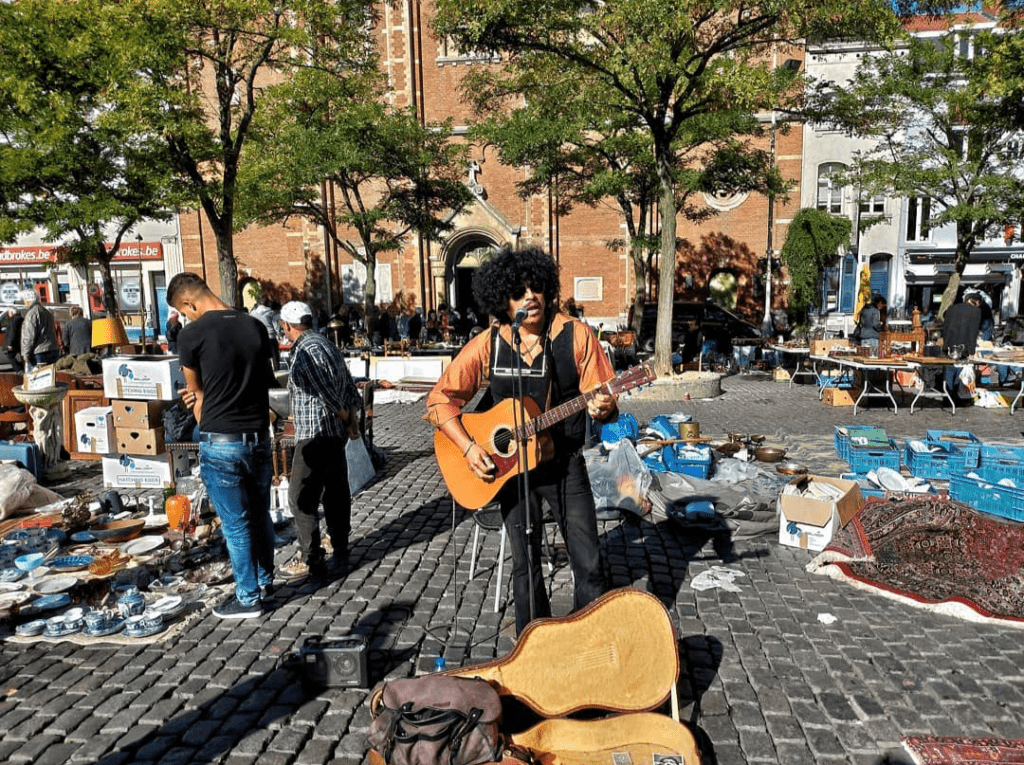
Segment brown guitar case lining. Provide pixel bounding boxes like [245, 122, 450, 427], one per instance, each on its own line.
[445, 588, 701, 765]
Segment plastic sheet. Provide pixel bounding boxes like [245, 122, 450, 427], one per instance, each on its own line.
[584, 440, 652, 517]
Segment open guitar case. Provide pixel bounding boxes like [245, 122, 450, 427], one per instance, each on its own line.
[368, 587, 702, 765]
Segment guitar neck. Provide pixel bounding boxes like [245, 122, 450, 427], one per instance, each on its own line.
[519, 389, 599, 440]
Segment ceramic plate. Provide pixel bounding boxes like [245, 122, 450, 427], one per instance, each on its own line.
[124, 622, 165, 639]
[30, 593, 71, 612]
[0, 590, 33, 609]
[876, 467, 909, 492]
[0, 581, 25, 593]
[0, 567, 26, 583]
[144, 514, 170, 529]
[84, 618, 125, 637]
[15, 619, 47, 637]
[70, 531, 98, 543]
[32, 575, 79, 595]
[121, 536, 165, 556]
[47, 556, 94, 573]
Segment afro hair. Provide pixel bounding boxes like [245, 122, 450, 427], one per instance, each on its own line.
[472, 245, 560, 325]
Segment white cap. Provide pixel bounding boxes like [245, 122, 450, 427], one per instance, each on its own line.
[280, 300, 313, 325]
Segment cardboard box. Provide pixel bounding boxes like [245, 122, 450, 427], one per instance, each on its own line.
[772, 368, 791, 382]
[74, 406, 116, 455]
[112, 399, 169, 429]
[810, 338, 852, 356]
[116, 426, 166, 456]
[778, 475, 862, 551]
[102, 451, 190, 489]
[822, 387, 862, 406]
[102, 356, 184, 401]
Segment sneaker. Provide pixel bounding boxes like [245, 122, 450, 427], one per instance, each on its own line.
[213, 597, 262, 620]
[259, 583, 277, 601]
[280, 558, 311, 582]
[327, 554, 350, 578]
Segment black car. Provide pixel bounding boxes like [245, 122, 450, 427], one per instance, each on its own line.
[628, 301, 762, 362]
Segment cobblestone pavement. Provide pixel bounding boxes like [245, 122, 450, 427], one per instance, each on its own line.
[2, 373, 1024, 765]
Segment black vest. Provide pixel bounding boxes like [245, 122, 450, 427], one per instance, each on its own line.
[487, 323, 586, 453]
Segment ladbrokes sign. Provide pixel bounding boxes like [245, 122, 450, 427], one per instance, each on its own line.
[0, 242, 163, 265]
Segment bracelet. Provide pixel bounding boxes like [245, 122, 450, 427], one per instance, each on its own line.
[462, 440, 476, 457]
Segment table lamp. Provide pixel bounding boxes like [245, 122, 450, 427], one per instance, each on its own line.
[92, 316, 131, 357]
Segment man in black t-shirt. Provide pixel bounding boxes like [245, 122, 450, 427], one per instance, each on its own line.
[169, 273, 276, 620]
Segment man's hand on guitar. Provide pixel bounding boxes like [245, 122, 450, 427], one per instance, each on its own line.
[587, 392, 617, 422]
[465, 443, 497, 482]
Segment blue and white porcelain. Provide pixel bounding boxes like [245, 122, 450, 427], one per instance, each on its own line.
[15, 619, 47, 637]
[0, 567, 25, 583]
[47, 556, 94, 573]
[117, 586, 146, 619]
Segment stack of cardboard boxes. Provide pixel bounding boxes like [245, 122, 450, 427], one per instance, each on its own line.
[83, 356, 191, 489]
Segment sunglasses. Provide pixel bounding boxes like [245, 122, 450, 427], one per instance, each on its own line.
[510, 283, 542, 300]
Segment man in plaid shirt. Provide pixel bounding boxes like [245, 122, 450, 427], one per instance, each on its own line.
[279, 300, 362, 583]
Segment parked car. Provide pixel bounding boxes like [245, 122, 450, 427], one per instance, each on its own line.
[628, 301, 762, 362]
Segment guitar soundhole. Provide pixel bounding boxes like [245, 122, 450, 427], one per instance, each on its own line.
[492, 427, 517, 459]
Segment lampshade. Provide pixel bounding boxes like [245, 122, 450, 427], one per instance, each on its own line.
[91, 316, 130, 349]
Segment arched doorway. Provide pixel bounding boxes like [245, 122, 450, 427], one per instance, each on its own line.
[444, 232, 500, 321]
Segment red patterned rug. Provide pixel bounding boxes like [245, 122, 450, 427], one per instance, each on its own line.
[807, 497, 1024, 627]
[903, 735, 1024, 764]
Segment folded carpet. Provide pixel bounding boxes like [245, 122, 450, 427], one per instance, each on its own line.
[807, 496, 1024, 627]
[903, 735, 1024, 764]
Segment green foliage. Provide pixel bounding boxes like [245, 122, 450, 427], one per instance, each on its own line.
[237, 70, 473, 309]
[433, 0, 901, 373]
[0, 0, 181, 312]
[805, 24, 1024, 316]
[780, 208, 851, 314]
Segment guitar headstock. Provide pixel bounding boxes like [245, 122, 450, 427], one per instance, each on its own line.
[609, 362, 657, 396]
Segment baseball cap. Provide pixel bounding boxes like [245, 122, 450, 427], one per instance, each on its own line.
[280, 300, 313, 325]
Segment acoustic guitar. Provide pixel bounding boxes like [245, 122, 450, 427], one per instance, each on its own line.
[434, 362, 656, 509]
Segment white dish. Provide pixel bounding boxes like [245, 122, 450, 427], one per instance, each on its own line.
[0, 590, 33, 609]
[32, 575, 79, 595]
[121, 536, 165, 556]
[875, 467, 909, 492]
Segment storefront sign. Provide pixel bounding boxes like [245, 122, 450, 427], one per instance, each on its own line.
[0, 242, 163, 265]
[0, 282, 22, 303]
[120, 280, 142, 309]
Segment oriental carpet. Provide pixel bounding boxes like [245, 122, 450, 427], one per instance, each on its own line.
[807, 496, 1024, 627]
[902, 735, 1024, 764]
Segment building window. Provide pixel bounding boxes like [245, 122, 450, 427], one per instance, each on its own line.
[859, 193, 885, 215]
[906, 196, 931, 242]
[574, 276, 603, 302]
[817, 162, 847, 215]
[436, 37, 500, 65]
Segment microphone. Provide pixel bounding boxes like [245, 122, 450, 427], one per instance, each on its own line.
[511, 308, 528, 330]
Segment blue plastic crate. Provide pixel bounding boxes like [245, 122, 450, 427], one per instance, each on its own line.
[976, 443, 1024, 483]
[905, 435, 981, 481]
[845, 438, 901, 475]
[925, 430, 982, 466]
[949, 467, 1024, 522]
[664, 445, 712, 478]
[834, 425, 878, 461]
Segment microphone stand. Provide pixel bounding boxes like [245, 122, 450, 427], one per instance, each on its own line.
[510, 319, 536, 625]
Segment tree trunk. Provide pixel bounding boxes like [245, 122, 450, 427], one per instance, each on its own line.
[363, 252, 377, 314]
[630, 239, 647, 335]
[936, 225, 972, 321]
[212, 223, 239, 308]
[654, 155, 677, 377]
[100, 261, 118, 317]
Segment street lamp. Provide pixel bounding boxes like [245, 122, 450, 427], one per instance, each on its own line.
[136, 233, 147, 350]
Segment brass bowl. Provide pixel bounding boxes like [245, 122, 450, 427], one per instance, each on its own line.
[776, 461, 808, 475]
[89, 519, 146, 543]
[754, 446, 787, 463]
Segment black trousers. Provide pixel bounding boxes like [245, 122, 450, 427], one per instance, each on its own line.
[288, 435, 351, 564]
[499, 452, 606, 634]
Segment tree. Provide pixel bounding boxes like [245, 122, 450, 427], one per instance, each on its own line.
[780, 208, 852, 325]
[236, 69, 474, 312]
[0, 0, 181, 315]
[464, 65, 779, 337]
[109, 0, 378, 307]
[807, 23, 1024, 319]
[433, 0, 900, 375]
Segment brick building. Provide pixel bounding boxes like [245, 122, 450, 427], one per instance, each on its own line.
[179, 2, 802, 329]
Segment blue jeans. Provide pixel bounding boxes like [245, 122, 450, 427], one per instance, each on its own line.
[199, 439, 275, 605]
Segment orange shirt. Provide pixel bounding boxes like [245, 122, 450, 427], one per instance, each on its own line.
[425, 314, 614, 429]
